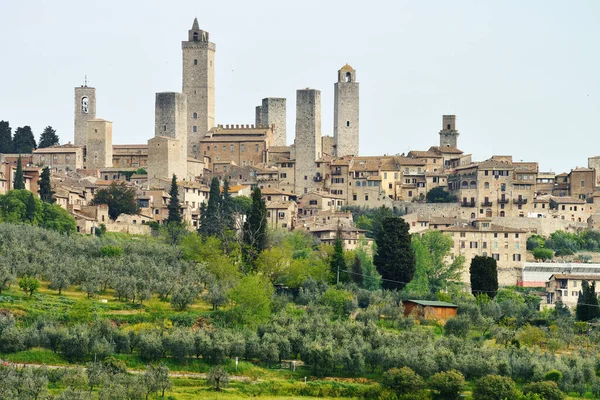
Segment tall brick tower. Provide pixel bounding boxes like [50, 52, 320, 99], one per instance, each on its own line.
[439, 115, 459, 148]
[74, 83, 96, 147]
[182, 18, 215, 157]
[333, 64, 359, 157]
[294, 88, 322, 194]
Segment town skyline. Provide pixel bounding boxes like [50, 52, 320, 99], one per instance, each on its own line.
[0, 0, 598, 173]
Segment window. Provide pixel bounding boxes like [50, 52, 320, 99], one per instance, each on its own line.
[255, 144, 259, 152]
[492, 253, 500, 261]
[461, 241, 466, 248]
[365, 195, 369, 201]
[230, 144, 234, 152]
[193, 126, 197, 133]
[482, 242, 487, 248]
[346, 121, 350, 127]
[241, 144, 245, 152]
[65, 155, 70, 163]
[194, 59, 198, 65]
[484, 182, 489, 189]
[470, 241, 478, 249]
[353, 194, 357, 201]
[513, 254, 521, 262]
[389, 183, 393, 189]
[581, 180, 585, 187]
[278, 212, 285, 219]
[193, 32, 199, 41]
[193, 112, 198, 119]
[408, 191, 413, 197]
[280, 173, 286, 178]
[460, 232, 466, 238]
[504, 233, 509, 238]
[309, 200, 317, 205]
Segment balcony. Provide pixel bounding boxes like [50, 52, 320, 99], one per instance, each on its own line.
[481, 201, 493, 207]
[498, 198, 510, 204]
[331, 169, 343, 176]
[513, 198, 528, 204]
[461, 201, 476, 207]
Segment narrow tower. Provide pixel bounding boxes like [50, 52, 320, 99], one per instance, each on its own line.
[182, 18, 215, 157]
[333, 64, 359, 157]
[74, 83, 96, 147]
[439, 115, 459, 148]
[261, 98, 287, 146]
[294, 88, 321, 194]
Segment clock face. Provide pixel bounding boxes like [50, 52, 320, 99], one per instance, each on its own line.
[82, 97, 89, 114]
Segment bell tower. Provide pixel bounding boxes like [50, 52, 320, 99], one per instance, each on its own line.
[182, 18, 215, 157]
[74, 80, 96, 147]
[439, 115, 459, 148]
[333, 64, 359, 157]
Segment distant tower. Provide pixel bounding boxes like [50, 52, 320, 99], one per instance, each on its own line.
[439, 115, 459, 148]
[85, 119, 112, 169]
[182, 18, 215, 157]
[261, 98, 287, 146]
[294, 89, 322, 194]
[147, 92, 188, 180]
[74, 83, 96, 147]
[334, 64, 359, 157]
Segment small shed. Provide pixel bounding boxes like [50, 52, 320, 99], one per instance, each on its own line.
[403, 300, 458, 321]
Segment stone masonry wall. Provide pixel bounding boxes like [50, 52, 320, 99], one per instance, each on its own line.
[261, 98, 286, 146]
[294, 89, 321, 194]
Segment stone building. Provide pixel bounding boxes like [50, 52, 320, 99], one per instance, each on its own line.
[85, 119, 113, 169]
[568, 167, 596, 201]
[33, 144, 83, 173]
[334, 64, 359, 157]
[147, 92, 188, 180]
[255, 98, 287, 147]
[112, 144, 148, 168]
[182, 18, 215, 157]
[200, 124, 273, 168]
[294, 88, 322, 194]
[439, 115, 459, 148]
[266, 201, 297, 231]
[74, 84, 96, 147]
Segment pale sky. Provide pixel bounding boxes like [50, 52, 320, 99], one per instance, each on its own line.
[1, 0, 598, 173]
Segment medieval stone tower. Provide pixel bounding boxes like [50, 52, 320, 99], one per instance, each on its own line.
[439, 115, 459, 148]
[85, 119, 112, 169]
[74, 85, 96, 147]
[333, 64, 359, 157]
[256, 98, 287, 146]
[147, 92, 188, 180]
[294, 89, 322, 194]
[182, 18, 215, 157]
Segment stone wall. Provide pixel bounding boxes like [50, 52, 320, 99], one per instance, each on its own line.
[294, 89, 321, 195]
[489, 216, 587, 236]
[402, 202, 463, 218]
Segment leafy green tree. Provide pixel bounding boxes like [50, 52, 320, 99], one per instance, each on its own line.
[18, 275, 40, 297]
[38, 166, 55, 203]
[382, 367, 425, 396]
[14, 155, 25, 189]
[576, 280, 600, 321]
[470, 255, 498, 298]
[143, 363, 171, 398]
[330, 228, 348, 284]
[426, 186, 457, 203]
[170, 284, 198, 311]
[206, 365, 230, 392]
[38, 126, 60, 148]
[48, 262, 72, 295]
[374, 217, 415, 290]
[138, 331, 164, 362]
[229, 274, 273, 326]
[231, 195, 252, 215]
[532, 247, 554, 261]
[429, 370, 467, 400]
[522, 381, 565, 400]
[91, 182, 140, 220]
[242, 187, 267, 266]
[41, 203, 77, 234]
[320, 288, 355, 319]
[0, 120, 12, 153]
[167, 174, 182, 224]
[12, 126, 37, 153]
[472, 375, 519, 400]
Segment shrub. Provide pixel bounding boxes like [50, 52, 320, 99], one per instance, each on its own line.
[532, 248, 554, 261]
[522, 381, 565, 400]
[429, 369, 466, 400]
[444, 316, 471, 338]
[320, 288, 355, 319]
[544, 370, 563, 383]
[382, 367, 425, 396]
[473, 375, 519, 400]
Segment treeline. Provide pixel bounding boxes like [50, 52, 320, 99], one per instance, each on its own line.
[0, 121, 60, 153]
[528, 230, 600, 259]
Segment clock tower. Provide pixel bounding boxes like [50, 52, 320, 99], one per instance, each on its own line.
[439, 115, 459, 148]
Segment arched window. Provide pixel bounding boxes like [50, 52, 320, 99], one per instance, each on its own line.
[486, 209, 492, 217]
[356, 182, 360, 186]
[193, 32, 199, 41]
[470, 213, 476, 219]
[345, 72, 352, 82]
[500, 211, 505, 217]
[484, 182, 490, 189]
[362, 181, 366, 186]
[346, 121, 350, 127]
[192, 126, 197, 133]
[133, 220, 137, 224]
[470, 181, 477, 189]
[193, 112, 197, 119]
[462, 181, 468, 188]
[193, 59, 198, 65]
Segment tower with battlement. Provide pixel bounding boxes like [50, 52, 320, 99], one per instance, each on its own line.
[294, 88, 322, 194]
[74, 85, 96, 147]
[439, 115, 459, 148]
[333, 64, 359, 157]
[182, 18, 215, 157]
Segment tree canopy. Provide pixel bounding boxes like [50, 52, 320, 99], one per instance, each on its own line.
[426, 187, 457, 203]
[470, 255, 498, 298]
[13, 155, 25, 190]
[12, 126, 37, 153]
[38, 126, 60, 148]
[91, 182, 140, 220]
[373, 217, 415, 290]
[0, 120, 12, 153]
[38, 166, 55, 203]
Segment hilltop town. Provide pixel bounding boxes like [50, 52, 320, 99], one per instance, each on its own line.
[2, 18, 600, 293]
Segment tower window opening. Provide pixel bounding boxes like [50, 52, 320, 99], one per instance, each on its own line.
[193, 59, 198, 65]
[447, 124, 451, 130]
[193, 112, 197, 119]
[164, 125, 167, 131]
[346, 121, 350, 127]
[193, 126, 197, 133]
[193, 32, 199, 41]
[345, 72, 352, 82]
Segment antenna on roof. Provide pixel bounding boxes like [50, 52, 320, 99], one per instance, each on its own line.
[84, 75, 88, 87]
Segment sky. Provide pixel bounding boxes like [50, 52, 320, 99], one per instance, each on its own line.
[0, 0, 598, 173]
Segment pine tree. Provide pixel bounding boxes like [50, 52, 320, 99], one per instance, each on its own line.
[373, 217, 415, 290]
[38, 166, 55, 203]
[12, 126, 37, 153]
[13, 155, 25, 189]
[330, 227, 348, 284]
[0, 121, 13, 153]
[242, 187, 267, 266]
[200, 177, 222, 237]
[38, 126, 60, 148]
[469, 255, 499, 298]
[167, 174, 182, 224]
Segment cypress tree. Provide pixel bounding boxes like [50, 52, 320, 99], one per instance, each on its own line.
[13, 155, 25, 189]
[351, 254, 364, 287]
[330, 227, 348, 284]
[167, 174, 182, 224]
[374, 217, 415, 290]
[242, 187, 267, 266]
[576, 280, 600, 321]
[38, 126, 60, 148]
[221, 179, 234, 230]
[200, 177, 222, 236]
[38, 166, 55, 203]
[469, 255, 499, 298]
[0, 121, 12, 153]
[26, 192, 36, 223]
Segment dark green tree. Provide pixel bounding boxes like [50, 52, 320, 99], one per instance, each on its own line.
[242, 187, 267, 266]
[0, 121, 12, 153]
[91, 182, 140, 220]
[330, 227, 348, 284]
[199, 177, 222, 236]
[26, 192, 36, 222]
[576, 280, 600, 321]
[470, 255, 498, 298]
[221, 179, 234, 230]
[351, 254, 364, 286]
[167, 174, 182, 224]
[12, 126, 37, 153]
[38, 166, 55, 203]
[373, 217, 415, 290]
[13, 155, 25, 189]
[38, 126, 60, 148]
[426, 186, 457, 203]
